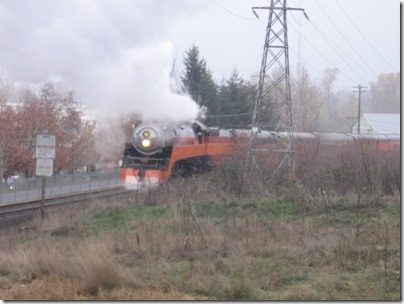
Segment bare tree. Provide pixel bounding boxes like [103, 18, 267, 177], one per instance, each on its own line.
[369, 73, 400, 113]
[291, 65, 324, 132]
[321, 67, 340, 117]
[0, 76, 13, 105]
[0, 82, 96, 177]
[0, 107, 20, 179]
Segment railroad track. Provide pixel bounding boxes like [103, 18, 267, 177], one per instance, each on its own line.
[0, 187, 135, 217]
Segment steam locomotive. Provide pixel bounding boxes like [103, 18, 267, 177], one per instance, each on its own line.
[120, 120, 234, 186]
[120, 120, 400, 187]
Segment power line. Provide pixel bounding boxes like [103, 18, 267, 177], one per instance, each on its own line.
[212, 1, 256, 20]
[207, 112, 252, 118]
[249, 2, 400, 118]
[254, 11, 362, 100]
[289, 8, 309, 26]
[255, 4, 369, 86]
[253, 8, 332, 79]
[314, 0, 380, 79]
[287, 21, 359, 84]
[255, 0, 397, 91]
[308, 20, 370, 84]
[335, 0, 398, 72]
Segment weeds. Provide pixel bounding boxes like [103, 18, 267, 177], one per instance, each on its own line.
[0, 189, 399, 300]
[0, 144, 400, 300]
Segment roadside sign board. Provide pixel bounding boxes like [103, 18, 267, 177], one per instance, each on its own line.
[36, 158, 54, 177]
[36, 134, 56, 159]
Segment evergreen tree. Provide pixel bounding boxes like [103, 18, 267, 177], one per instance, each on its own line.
[181, 44, 219, 125]
[218, 70, 256, 128]
[181, 44, 277, 129]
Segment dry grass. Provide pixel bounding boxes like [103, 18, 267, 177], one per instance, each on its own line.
[0, 146, 400, 300]
[0, 192, 399, 300]
[0, 275, 202, 300]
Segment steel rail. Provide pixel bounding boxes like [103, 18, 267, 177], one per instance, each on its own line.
[0, 187, 134, 217]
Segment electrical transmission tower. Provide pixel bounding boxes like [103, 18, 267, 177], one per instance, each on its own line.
[243, 0, 306, 193]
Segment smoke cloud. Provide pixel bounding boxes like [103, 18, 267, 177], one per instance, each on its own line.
[0, 0, 207, 121]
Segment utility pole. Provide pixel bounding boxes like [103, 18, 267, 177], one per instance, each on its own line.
[353, 85, 367, 134]
[243, 0, 306, 193]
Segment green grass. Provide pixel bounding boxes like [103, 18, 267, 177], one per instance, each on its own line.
[80, 204, 168, 236]
[195, 198, 301, 220]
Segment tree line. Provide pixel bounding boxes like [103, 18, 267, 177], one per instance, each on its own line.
[179, 44, 258, 128]
[0, 44, 399, 179]
[179, 44, 400, 132]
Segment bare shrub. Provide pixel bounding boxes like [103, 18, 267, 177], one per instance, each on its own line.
[294, 141, 400, 198]
[208, 150, 247, 197]
[0, 234, 127, 295]
[0, 276, 12, 290]
[63, 238, 124, 294]
[196, 138, 400, 201]
[136, 138, 399, 206]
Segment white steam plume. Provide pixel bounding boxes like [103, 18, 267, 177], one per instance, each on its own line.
[0, 0, 208, 121]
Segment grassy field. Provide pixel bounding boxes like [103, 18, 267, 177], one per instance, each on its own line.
[0, 176, 400, 300]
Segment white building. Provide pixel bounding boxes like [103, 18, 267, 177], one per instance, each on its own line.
[352, 113, 400, 135]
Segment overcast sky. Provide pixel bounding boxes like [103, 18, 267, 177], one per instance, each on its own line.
[0, 0, 400, 120]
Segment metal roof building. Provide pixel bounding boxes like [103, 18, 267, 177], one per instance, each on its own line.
[352, 113, 400, 135]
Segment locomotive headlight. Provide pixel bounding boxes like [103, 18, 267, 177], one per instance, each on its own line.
[141, 139, 151, 148]
[132, 123, 169, 155]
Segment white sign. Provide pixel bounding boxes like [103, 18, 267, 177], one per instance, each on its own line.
[36, 134, 56, 159]
[36, 158, 54, 176]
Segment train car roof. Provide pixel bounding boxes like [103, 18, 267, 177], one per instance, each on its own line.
[348, 133, 401, 140]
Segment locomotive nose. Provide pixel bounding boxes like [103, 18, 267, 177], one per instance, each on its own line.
[131, 121, 177, 156]
[132, 126, 163, 155]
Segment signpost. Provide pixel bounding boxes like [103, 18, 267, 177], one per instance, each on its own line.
[36, 134, 56, 159]
[35, 133, 56, 220]
[35, 158, 54, 177]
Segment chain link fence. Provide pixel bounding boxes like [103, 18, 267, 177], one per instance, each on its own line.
[0, 167, 123, 204]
